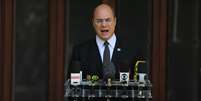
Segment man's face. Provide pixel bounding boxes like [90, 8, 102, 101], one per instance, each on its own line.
[93, 4, 116, 41]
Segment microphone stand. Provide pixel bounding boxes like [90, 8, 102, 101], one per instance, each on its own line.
[134, 60, 146, 81]
[106, 78, 112, 101]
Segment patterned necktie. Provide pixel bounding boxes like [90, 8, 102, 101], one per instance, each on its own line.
[103, 41, 110, 66]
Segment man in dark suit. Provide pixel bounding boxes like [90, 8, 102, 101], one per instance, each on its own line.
[69, 3, 145, 81]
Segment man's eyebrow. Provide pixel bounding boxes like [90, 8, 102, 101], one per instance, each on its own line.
[95, 19, 103, 20]
[95, 18, 111, 20]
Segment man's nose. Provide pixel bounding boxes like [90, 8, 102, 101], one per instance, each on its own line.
[101, 20, 107, 26]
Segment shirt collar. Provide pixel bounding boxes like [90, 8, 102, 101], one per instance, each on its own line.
[96, 34, 116, 49]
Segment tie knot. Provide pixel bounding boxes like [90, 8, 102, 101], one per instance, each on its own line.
[104, 41, 109, 46]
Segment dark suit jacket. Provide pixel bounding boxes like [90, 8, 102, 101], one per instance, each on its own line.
[69, 37, 145, 80]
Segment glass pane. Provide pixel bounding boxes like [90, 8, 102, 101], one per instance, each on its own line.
[15, 0, 48, 101]
[167, 0, 200, 101]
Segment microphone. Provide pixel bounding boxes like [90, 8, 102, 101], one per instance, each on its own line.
[91, 75, 99, 82]
[118, 60, 130, 85]
[133, 60, 146, 81]
[91, 75, 99, 85]
[138, 73, 148, 83]
[103, 62, 116, 84]
[70, 61, 82, 85]
[120, 72, 129, 85]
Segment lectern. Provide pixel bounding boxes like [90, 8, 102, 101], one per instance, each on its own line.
[64, 79, 152, 101]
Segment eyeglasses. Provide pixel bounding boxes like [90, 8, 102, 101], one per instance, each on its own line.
[94, 18, 112, 25]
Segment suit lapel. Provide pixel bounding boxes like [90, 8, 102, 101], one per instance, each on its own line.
[89, 39, 102, 76]
[112, 39, 123, 79]
[112, 40, 121, 62]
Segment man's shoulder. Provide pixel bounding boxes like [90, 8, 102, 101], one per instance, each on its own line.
[73, 38, 96, 50]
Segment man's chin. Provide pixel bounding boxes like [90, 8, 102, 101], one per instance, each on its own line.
[101, 36, 110, 40]
[97, 34, 112, 40]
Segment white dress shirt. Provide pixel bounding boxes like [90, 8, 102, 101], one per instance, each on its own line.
[96, 34, 116, 63]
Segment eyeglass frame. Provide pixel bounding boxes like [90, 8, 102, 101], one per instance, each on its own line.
[94, 18, 113, 25]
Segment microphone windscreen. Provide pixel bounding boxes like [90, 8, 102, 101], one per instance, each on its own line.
[103, 62, 116, 81]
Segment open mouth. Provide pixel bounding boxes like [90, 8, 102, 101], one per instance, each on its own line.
[101, 30, 109, 33]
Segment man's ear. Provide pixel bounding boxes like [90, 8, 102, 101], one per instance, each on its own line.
[92, 18, 95, 28]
